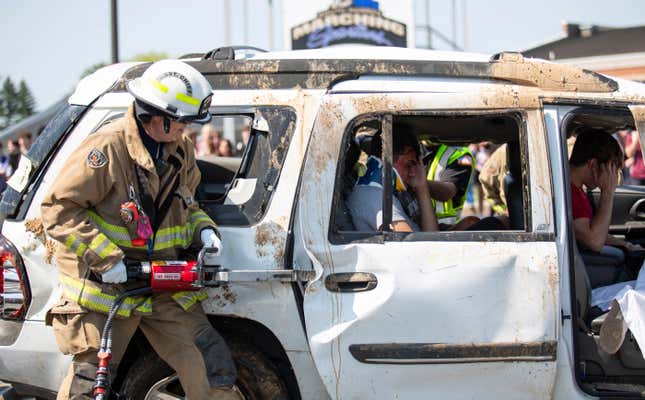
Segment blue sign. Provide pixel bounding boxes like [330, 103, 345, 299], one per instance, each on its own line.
[352, 0, 379, 9]
[291, 3, 406, 50]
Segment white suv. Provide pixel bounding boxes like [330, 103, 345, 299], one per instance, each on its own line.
[2, 46, 645, 399]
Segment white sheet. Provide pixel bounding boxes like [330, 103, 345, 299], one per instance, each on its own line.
[591, 263, 645, 357]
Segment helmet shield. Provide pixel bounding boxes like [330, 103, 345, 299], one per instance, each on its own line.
[176, 93, 213, 123]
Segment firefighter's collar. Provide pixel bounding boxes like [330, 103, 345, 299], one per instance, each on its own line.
[124, 104, 181, 173]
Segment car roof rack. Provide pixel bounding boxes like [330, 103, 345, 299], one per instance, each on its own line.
[203, 46, 268, 61]
[115, 51, 618, 93]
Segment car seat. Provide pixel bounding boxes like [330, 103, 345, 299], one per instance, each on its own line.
[573, 241, 645, 373]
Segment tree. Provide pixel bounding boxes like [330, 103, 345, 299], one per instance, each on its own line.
[16, 80, 36, 120]
[81, 62, 108, 79]
[80, 52, 168, 80]
[130, 51, 169, 62]
[0, 77, 19, 129]
[0, 77, 37, 130]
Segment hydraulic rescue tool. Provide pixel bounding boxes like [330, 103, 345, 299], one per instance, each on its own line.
[92, 247, 314, 398]
[93, 247, 220, 399]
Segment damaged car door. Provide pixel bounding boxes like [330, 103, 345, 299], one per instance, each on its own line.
[296, 79, 559, 399]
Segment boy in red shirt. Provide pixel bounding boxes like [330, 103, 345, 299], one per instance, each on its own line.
[570, 128, 641, 257]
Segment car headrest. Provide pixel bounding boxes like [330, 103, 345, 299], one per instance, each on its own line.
[354, 123, 382, 157]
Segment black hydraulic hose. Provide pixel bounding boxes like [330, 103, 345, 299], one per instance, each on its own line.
[94, 287, 152, 400]
[101, 286, 152, 345]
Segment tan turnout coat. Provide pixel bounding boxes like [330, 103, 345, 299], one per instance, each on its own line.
[41, 105, 216, 315]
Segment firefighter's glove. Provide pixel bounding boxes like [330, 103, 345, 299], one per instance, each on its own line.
[101, 260, 128, 283]
[200, 228, 222, 256]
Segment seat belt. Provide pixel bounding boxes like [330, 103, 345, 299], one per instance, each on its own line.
[135, 154, 182, 236]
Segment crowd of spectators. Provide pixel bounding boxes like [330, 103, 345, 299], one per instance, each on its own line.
[185, 123, 249, 158]
[0, 131, 32, 192]
[619, 130, 645, 185]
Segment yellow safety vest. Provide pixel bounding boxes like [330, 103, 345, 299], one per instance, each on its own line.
[427, 145, 474, 219]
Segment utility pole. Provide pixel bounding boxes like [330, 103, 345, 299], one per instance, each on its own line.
[110, 0, 119, 63]
[224, 0, 231, 45]
[462, 0, 467, 51]
[243, 0, 249, 44]
[451, 0, 457, 50]
[426, 0, 432, 49]
[268, 0, 274, 50]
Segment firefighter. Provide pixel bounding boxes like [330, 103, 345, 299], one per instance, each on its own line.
[478, 143, 508, 215]
[41, 60, 240, 399]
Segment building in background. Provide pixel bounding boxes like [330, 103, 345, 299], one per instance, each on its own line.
[523, 23, 645, 82]
[282, 0, 414, 50]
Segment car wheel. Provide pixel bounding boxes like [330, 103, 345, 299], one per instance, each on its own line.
[119, 338, 289, 400]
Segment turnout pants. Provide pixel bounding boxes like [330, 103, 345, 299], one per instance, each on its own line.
[49, 292, 237, 400]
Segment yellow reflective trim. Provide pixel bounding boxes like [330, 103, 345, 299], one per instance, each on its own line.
[171, 289, 208, 310]
[65, 234, 88, 257]
[86, 211, 130, 238]
[191, 211, 214, 226]
[156, 223, 191, 237]
[86, 211, 133, 248]
[154, 237, 191, 251]
[191, 214, 212, 222]
[60, 276, 152, 317]
[76, 243, 88, 258]
[65, 235, 76, 249]
[150, 79, 168, 93]
[176, 92, 200, 107]
[88, 234, 110, 258]
[98, 241, 118, 259]
[154, 223, 193, 251]
[191, 210, 210, 219]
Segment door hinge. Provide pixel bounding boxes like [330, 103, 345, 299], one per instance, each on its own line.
[561, 309, 572, 325]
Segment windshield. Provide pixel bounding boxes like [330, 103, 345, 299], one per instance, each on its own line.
[0, 104, 87, 220]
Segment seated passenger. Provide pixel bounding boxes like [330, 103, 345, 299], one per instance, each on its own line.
[569, 128, 642, 260]
[348, 131, 505, 232]
[348, 130, 438, 232]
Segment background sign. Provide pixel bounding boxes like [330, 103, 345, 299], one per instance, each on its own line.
[285, 0, 412, 50]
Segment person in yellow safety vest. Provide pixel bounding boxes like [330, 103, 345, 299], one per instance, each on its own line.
[423, 143, 484, 230]
[41, 60, 241, 400]
[424, 144, 474, 218]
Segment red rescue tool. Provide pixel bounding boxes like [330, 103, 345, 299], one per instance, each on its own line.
[93, 247, 220, 399]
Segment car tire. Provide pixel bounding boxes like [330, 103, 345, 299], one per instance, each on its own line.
[119, 337, 289, 400]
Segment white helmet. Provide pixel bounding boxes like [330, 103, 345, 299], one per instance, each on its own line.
[127, 60, 213, 123]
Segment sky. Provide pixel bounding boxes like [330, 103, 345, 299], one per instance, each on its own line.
[2, 0, 645, 112]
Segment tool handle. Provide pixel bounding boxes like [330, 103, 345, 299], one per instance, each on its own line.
[124, 260, 151, 279]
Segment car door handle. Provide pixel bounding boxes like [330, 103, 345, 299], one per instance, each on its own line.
[630, 199, 645, 221]
[325, 272, 378, 292]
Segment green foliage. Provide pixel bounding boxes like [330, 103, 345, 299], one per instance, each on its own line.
[16, 80, 36, 120]
[81, 62, 108, 79]
[0, 77, 37, 130]
[80, 52, 168, 81]
[129, 52, 169, 62]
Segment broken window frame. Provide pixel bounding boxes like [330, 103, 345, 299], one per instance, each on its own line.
[329, 109, 546, 245]
[201, 106, 298, 227]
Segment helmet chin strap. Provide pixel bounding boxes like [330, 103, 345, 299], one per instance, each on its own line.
[163, 116, 171, 134]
